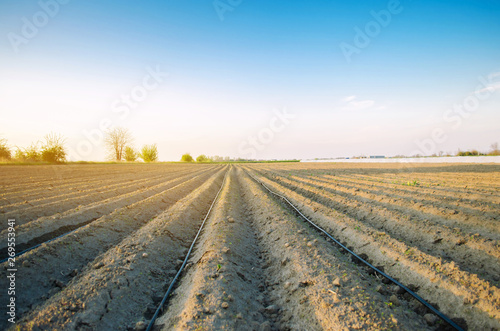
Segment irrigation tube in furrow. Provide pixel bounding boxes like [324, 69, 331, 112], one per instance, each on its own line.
[246, 170, 464, 331]
[146, 166, 231, 331]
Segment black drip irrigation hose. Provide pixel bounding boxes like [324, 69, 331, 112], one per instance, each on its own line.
[146, 166, 230, 331]
[246, 170, 464, 331]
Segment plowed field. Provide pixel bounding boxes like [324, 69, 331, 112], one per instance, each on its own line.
[1, 163, 498, 330]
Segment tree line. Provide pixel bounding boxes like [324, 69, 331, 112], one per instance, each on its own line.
[104, 127, 158, 162]
[5, 128, 497, 163]
[0, 126, 233, 163]
[0, 133, 67, 163]
[0, 127, 159, 163]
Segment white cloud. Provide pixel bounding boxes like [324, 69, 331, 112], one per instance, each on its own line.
[489, 71, 500, 79]
[349, 99, 375, 109]
[342, 95, 356, 102]
[476, 82, 500, 94]
[340, 95, 376, 110]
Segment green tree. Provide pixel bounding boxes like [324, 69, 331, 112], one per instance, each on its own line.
[41, 133, 67, 163]
[124, 146, 138, 161]
[196, 154, 210, 162]
[14, 148, 25, 161]
[181, 153, 194, 162]
[0, 138, 11, 160]
[20, 143, 42, 162]
[140, 144, 158, 162]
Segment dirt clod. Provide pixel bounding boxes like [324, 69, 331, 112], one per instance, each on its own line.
[424, 314, 437, 325]
[393, 286, 405, 294]
[94, 261, 104, 269]
[265, 305, 279, 314]
[134, 320, 147, 331]
[299, 280, 312, 287]
[376, 285, 388, 294]
[52, 279, 65, 288]
[260, 321, 272, 331]
[433, 237, 443, 244]
[390, 295, 400, 306]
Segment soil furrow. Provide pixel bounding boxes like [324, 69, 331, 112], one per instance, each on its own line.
[0, 168, 202, 226]
[155, 166, 280, 330]
[0, 167, 225, 330]
[315, 174, 499, 216]
[10, 166, 227, 330]
[254, 169, 500, 285]
[244, 166, 498, 330]
[344, 172, 500, 197]
[270, 170, 499, 233]
[239, 167, 437, 330]
[0, 165, 144, 193]
[284, 172, 500, 241]
[0, 164, 200, 200]
[0, 166, 216, 247]
[1, 162, 498, 330]
[0, 172, 166, 211]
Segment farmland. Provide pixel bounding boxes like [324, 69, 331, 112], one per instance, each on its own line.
[0, 163, 499, 330]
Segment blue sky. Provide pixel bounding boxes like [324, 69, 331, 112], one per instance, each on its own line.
[0, 0, 499, 160]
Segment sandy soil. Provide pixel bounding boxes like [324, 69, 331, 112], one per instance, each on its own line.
[1, 162, 498, 330]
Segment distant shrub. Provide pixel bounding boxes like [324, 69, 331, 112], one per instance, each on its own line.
[41, 146, 66, 163]
[196, 154, 211, 162]
[22, 143, 42, 162]
[181, 153, 194, 162]
[0, 138, 11, 160]
[457, 149, 481, 156]
[124, 146, 138, 161]
[140, 144, 158, 162]
[14, 148, 25, 161]
[41, 133, 67, 163]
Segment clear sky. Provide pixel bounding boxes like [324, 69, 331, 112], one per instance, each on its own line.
[1, 0, 499, 161]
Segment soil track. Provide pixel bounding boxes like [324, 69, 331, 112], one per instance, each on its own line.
[1, 162, 498, 330]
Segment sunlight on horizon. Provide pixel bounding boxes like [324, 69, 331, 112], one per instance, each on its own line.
[1, 0, 499, 161]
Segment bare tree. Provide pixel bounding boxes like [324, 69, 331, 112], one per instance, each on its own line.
[490, 142, 500, 156]
[104, 127, 133, 161]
